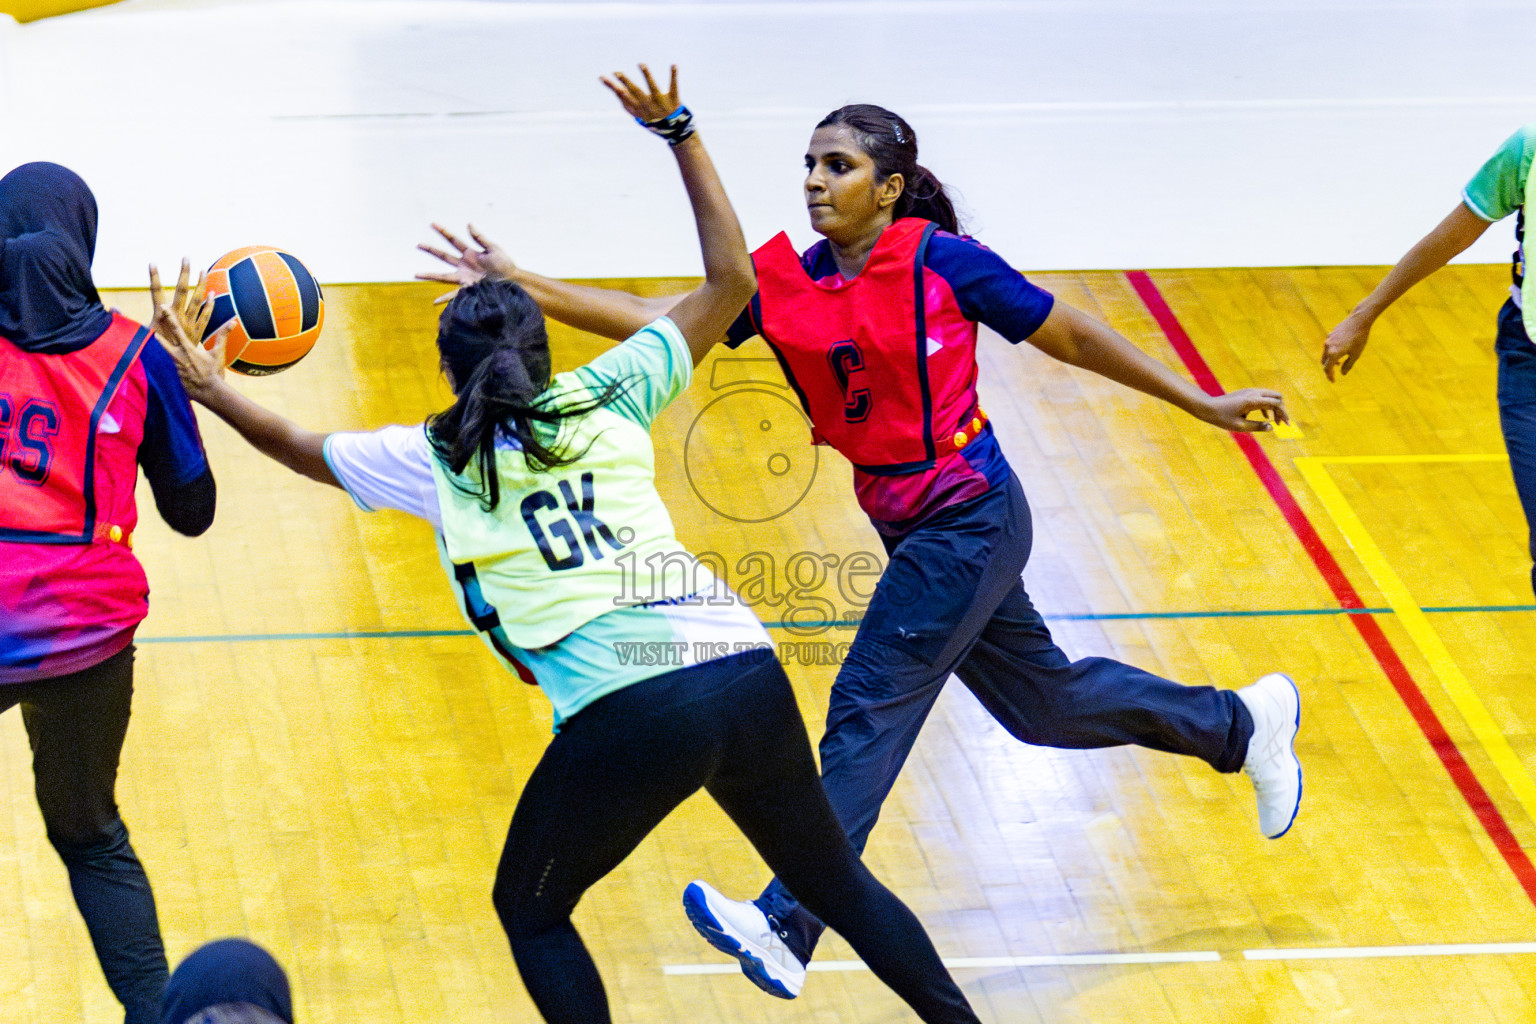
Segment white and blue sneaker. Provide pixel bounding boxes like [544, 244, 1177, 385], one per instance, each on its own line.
[1237, 672, 1303, 838]
[683, 881, 807, 999]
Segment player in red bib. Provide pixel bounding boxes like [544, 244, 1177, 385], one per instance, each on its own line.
[422, 102, 1304, 1001]
[0, 162, 215, 1024]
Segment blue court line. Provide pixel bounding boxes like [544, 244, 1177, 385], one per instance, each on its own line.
[763, 605, 1531, 629]
[134, 604, 1536, 644]
[1413, 604, 1536, 614]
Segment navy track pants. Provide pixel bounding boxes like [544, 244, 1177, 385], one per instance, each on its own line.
[1496, 298, 1536, 598]
[758, 472, 1253, 960]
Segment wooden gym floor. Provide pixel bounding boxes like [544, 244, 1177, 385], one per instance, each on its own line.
[3, 265, 1534, 1022]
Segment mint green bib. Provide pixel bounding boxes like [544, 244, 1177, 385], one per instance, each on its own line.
[429, 373, 694, 649]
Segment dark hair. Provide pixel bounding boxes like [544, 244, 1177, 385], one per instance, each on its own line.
[816, 104, 960, 234]
[426, 279, 626, 511]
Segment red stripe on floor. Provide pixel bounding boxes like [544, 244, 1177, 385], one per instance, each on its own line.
[1125, 269, 1536, 905]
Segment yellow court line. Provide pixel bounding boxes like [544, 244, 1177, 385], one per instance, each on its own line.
[1294, 454, 1536, 827]
[1307, 454, 1509, 465]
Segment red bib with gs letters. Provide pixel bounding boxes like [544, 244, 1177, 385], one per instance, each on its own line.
[0, 313, 150, 544]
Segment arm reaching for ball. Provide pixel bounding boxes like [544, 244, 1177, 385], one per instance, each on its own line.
[151, 260, 341, 488]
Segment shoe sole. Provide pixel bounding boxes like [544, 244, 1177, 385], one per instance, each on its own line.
[682, 883, 800, 999]
[1265, 673, 1302, 839]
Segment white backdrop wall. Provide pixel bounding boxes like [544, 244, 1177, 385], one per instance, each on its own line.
[1, 0, 1532, 286]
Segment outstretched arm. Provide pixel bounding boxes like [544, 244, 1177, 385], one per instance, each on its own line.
[420, 225, 683, 340]
[149, 261, 340, 488]
[1026, 301, 1288, 432]
[607, 68, 754, 365]
[420, 65, 750, 364]
[1322, 202, 1491, 380]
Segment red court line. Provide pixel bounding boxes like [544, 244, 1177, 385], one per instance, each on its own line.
[1125, 269, 1536, 906]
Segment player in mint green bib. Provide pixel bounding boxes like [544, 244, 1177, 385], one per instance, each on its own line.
[151, 65, 985, 1024]
[1324, 123, 1536, 596]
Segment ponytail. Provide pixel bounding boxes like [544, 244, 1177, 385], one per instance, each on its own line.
[898, 164, 958, 235]
[427, 279, 628, 511]
[815, 104, 960, 234]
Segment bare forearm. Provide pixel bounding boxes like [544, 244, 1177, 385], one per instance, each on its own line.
[509, 268, 677, 341]
[661, 133, 755, 362]
[500, 137, 751, 349]
[1032, 304, 1208, 416]
[1079, 329, 1206, 413]
[673, 135, 753, 298]
[1352, 202, 1491, 322]
[490, 129, 746, 345]
[506, 135, 751, 362]
[196, 382, 338, 487]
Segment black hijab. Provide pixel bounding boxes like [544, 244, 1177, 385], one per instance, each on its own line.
[0, 161, 114, 353]
[160, 939, 294, 1024]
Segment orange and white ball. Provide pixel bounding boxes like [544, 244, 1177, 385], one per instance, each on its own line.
[201, 245, 324, 376]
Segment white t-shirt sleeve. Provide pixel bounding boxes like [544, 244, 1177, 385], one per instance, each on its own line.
[322, 424, 443, 530]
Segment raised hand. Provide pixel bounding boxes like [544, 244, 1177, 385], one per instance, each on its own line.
[602, 63, 683, 125]
[148, 258, 206, 343]
[416, 223, 517, 304]
[1197, 388, 1290, 433]
[149, 259, 234, 403]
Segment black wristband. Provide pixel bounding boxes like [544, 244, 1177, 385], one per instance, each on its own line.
[638, 105, 696, 146]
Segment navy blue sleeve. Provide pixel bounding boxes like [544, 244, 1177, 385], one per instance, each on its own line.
[138, 335, 209, 487]
[924, 232, 1055, 343]
[723, 294, 762, 349]
[138, 335, 216, 534]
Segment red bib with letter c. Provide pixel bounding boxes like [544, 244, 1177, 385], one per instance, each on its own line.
[752, 217, 942, 474]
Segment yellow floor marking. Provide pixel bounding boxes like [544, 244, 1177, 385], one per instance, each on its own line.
[1272, 419, 1305, 439]
[1305, 454, 1508, 465]
[1295, 454, 1536, 827]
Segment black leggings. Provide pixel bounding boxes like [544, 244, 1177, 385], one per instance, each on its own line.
[0, 644, 169, 1024]
[493, 649, 980, 1024]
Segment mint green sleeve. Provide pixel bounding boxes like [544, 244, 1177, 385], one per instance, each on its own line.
[1462, 124, 1536, 222]
[571, 316, 693, 429]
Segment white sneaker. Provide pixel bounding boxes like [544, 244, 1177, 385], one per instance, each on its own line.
[683, 881, 807, 999]
[1237, 673, 1303, 838]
